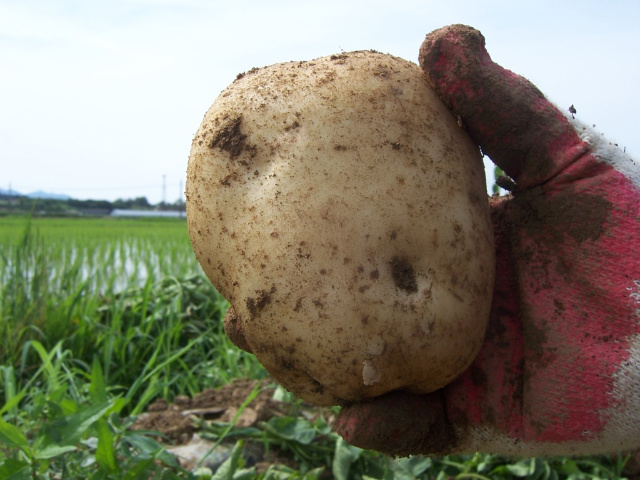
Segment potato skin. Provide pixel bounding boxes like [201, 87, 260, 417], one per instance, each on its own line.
[186, 51, 495, 406]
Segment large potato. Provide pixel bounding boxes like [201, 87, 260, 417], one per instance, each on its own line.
[186, 51, 494, 406]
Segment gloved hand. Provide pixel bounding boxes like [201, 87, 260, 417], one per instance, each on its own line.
[333, 24, 640, 457]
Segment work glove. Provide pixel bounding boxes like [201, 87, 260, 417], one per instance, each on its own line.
[333, 24, 640, 457]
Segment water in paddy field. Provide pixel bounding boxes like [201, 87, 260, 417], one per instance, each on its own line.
[110, 209, 185, 218]
[75, 239, 202, 292]
[0, 233, 203, 297]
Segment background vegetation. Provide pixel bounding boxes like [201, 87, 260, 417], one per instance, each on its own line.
[0, 192, 182, 216]
[0, 214, 632, 479]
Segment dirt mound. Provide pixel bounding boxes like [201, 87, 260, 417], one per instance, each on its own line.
[131, 378, 280, 445]
[130, 378, 332, 473]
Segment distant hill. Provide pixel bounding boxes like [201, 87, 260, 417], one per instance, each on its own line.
[0, 188, 74, 200]
[26, 191, 72, 200]
[0, 188, 23, 196]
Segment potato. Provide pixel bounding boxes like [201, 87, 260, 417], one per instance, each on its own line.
[186, 51, 495, 406]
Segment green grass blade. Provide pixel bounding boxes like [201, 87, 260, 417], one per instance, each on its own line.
[0, 418, 29, 449]
[94, 418, 118, 474]
[33, 400, 113, 459]
[332, 437, 358, 480]
[211, 440, 244, 480]
[0, 458, 32, 480]
[126, 337, 204, 416]
[0, 366, 18, 416]
[89, 356, 108, 404]
[32, 444, 77, 460]
[28, 340, 62, 392]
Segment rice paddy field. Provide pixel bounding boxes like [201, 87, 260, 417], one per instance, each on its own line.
[0, 215, 632, 479]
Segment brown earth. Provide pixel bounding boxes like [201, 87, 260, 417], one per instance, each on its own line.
[131, 378, 280, 445]
[131, 378, 334, 473]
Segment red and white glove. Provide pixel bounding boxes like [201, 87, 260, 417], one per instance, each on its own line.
[333, 24, 640, 457]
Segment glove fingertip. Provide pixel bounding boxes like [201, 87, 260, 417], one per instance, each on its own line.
[419, 24, 583, 189]
[334, 390, 455, 457]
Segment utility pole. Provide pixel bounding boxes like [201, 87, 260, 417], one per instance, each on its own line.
[179, 179, 184, 217]
[162, 174, 167, 207]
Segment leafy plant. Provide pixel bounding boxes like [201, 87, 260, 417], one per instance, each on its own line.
[0, 342, 192, 479]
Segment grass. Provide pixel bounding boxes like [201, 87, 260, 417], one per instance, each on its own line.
[0, 216, 265, 404]
[0, 215, 632, 479]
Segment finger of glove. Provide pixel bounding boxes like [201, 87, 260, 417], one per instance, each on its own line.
[419, 24, 584, 189]
[333, 390, 455, 457]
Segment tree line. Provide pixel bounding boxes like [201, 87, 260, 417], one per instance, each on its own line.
[0, 194, 185, 216]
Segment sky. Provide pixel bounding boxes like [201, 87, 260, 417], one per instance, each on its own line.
[1, 0, 639, 204]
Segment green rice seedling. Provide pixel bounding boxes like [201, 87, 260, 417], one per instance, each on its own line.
[1, 215, 265, 410]
[0, 220, 53, 366]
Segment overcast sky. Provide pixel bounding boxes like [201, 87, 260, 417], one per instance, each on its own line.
[2, 0, 639, 203]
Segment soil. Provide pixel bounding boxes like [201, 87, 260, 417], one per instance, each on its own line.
[210, 116, 248, 159]
[132, 379, 276, 445]
[390, 256, 418, 293]
[131, 378, 332, 472]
